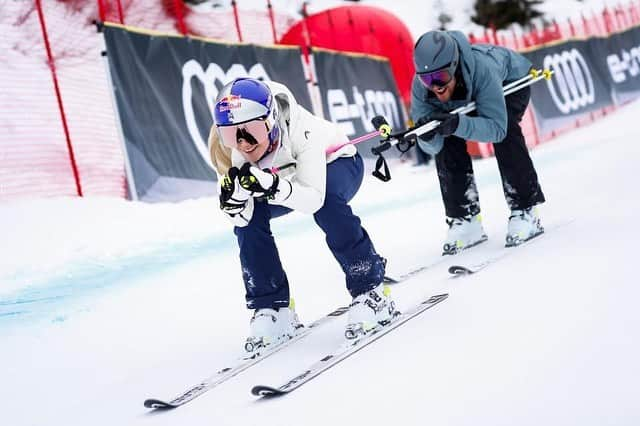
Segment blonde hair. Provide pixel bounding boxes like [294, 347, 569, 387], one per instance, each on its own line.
[207, 126, 232, 175]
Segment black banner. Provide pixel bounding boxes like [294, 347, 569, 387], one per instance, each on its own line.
[522, 25, 640, 137]
[103, 24, 311, 202]
[595, 25, 640, 104]
[312, 48, 407, 159]
[523, 40, 614, 136]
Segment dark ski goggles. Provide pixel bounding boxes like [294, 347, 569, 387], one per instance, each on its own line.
[217, 117, 270, 148]
[417, 66, 454, 89]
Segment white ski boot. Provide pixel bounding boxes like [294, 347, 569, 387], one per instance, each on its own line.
[244, 304, 303, 354]
[345, 284, 399, 340]
[442, 213, 488, 255]
[505, 207, 544, 247]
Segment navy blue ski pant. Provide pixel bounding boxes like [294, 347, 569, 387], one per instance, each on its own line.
[234, 153, 385, 310]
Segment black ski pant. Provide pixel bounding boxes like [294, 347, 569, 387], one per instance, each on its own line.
[434, 85, 545, 218]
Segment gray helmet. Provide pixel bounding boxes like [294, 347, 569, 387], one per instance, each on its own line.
[414, 30, 459, 73]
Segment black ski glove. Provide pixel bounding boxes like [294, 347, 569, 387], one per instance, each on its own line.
[429, 112, 460, 137]
[219, 166, 250, 214]
[238, 162, 280, 199]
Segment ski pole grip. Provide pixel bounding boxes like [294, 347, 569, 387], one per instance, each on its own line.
[371, 115, 392, 139]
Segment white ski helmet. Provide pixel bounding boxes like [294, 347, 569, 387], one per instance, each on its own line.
[214, 78, 280, 161]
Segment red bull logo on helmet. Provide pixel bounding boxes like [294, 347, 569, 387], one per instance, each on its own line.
[217, 94, 242, 113]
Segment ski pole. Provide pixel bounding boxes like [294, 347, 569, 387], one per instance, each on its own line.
[368, 68, 553, 181]
[268, 115, 391, 173]
[269, 121, 393, 174]
[326, 121, 392, 155]
[274, 68, 552, 179]
[322, 69, 541, 156]
[392, 69, 553, 146]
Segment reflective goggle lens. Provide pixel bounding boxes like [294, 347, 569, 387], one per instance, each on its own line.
[418, 68, 453, 88]
[217, 119, 269, 148]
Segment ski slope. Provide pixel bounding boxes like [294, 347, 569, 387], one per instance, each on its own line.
[2, 100, 640, 425]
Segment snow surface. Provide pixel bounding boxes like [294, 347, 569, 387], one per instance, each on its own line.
[2, 96, 640, 425]
[2, 1, 639, 424]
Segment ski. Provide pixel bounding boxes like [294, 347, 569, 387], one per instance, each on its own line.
[143, 305, 350, 409]
[383, 256, 449, 284]
[383, 241, 488, 284]
[251, 293, 448, 397]
[449, 219, 575, 276]
[448, 236, 542, 275]
[449, 257, 502, 275]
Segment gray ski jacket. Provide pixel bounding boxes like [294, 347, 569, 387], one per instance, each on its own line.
[410, 31, 532, 155]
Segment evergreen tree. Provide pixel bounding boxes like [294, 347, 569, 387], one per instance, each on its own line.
[471, 0, 545, 30]
[434, 0, 453, 30]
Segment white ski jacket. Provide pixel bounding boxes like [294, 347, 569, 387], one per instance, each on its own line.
[208, 81, 357, 227]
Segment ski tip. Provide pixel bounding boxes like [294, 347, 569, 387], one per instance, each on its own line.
[143, 399, 176, 410]
[251, 385, 286, 397]
[448, 265, 473, 275]
[428, 293, 449, 303]
[382, 275, 400, 284]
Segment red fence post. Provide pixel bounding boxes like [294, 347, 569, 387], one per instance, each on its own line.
[173, 0, 188, 35]
[615, 5, 622, 29]
[596, 9, 607, 34]
[299, 2, 313, 62]
[530, 23, 539, 46]
[96, 0, 106, 22]
[605, 7, 615, 32]
[617, 5, 627, 29]
[490, 24, 497, 44]
[622, 3, 631, 28]
[231, 0, 243, 42]
[552, 19, 561, 40]
[630, 2, 638, 24]
[115, 0, 124, 24]
[568, 17, 576, 37]
[581, 13, 591, 36]
[35, 0, 83, 196]
[511, 28, 519, 50]
[267, 0, 278, 43]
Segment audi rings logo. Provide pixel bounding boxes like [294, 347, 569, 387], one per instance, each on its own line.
[543, 49, 595, 114]
[181, 60, 270, 166]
